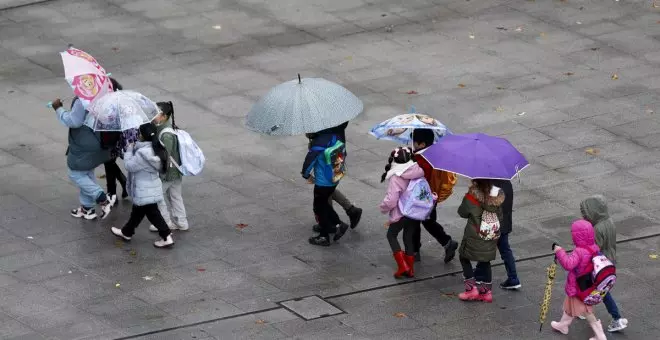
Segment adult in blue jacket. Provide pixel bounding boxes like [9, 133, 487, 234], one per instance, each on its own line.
[50, 96, 114, 220]
[302, 132, 346, 246]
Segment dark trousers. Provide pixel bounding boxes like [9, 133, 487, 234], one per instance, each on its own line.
[387, 217, 418, 256]
[313, 185, 340, 238]
[104, 159, 126, 196]
[497, 232, 519, 280]
[121, 203, 171, 240]
[460, 256, 492, 283]
[413, 205, 452, 252]
[603, 292, 621, 319]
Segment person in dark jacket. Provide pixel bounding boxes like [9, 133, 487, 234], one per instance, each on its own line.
[491, 179, 521, 290]
[103, 78, 129, 203]
[307, 122, 362, 233]
[51, 94, 113, 220]
[302, 131, 346, 246]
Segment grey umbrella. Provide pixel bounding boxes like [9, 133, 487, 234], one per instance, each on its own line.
[245, 75, 363, 136]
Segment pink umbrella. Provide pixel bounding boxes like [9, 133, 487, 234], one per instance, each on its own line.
[60, 47, 113, 107]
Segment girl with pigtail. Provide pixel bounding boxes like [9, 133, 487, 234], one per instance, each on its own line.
[147, 101, 190, 232]
[379, 147, 426, 279]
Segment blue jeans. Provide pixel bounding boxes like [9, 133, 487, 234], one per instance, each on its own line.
[603, 292, 621, 319]
[68, 169, 104, 208]
[497, 232, 519, 281]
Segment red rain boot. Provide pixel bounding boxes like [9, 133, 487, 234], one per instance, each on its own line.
[404, 254, 415, 278]
[393, 251, 410, 279]
[459, 278, 479, 301]
[477, 282, 493, 303]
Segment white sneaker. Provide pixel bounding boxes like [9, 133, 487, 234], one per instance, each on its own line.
[71, 207, 97, 220]
[607, 318, 628, 332]
[111, 227, 131, 241]
[153, 234, 174, 248]
[109, 194, 118, 207]
[99, 199, 113, 219]
[149, 223, 188, 231]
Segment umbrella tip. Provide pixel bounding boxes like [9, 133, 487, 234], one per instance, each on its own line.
[298, 74, 301, 84]
[67, 43, 74, 49]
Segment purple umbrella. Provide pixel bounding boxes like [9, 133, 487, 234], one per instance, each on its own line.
[419, 133, 529, 180]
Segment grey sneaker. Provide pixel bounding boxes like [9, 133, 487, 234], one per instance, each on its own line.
[607, 318, 628, 332]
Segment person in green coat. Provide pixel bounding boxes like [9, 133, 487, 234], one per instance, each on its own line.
[580, 195, 628, 333]
[148, 101, 189, 232]
[456, 179, 504, 303]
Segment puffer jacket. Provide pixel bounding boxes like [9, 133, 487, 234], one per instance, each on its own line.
[457, 185, 505, 262]
[379, 162, 425, 223]
[580, 195, 616, 262]
[555, 219, 601, 297]
[124, 141, 164, 206]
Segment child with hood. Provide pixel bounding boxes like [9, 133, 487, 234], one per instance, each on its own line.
[551, 219, 606, 340]
[580, 196, 628, 332]
[111, 123, 174, 248]
[457, 179, 504, 303]
[379, 147, 425, 278]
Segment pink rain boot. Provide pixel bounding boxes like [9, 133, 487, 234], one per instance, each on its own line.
[477, 282, 493, 303]
[458, 278, 479, 301]
[551, 312, 574, 335]
[589, 319, 607, 340]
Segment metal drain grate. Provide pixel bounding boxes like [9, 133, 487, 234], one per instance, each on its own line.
[278, 295, 345, 321]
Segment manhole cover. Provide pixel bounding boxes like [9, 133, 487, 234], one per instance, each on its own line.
[278, 295, 344, 320]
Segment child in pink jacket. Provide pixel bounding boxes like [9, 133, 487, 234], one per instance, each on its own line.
[551, 219, 607, 340]
[379, 147, 425, 279]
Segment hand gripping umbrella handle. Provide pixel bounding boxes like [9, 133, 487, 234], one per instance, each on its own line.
[46, 101, 53, 108]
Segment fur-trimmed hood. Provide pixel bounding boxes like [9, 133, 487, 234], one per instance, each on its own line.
[468, 184, 505, 212]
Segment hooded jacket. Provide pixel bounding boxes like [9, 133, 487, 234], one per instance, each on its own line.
[58, 98, 111, 171]
[124, 141, 164, 206]
[580, 195, 616, 262]
[457, 184, 505, 262]
[555, 219, 601, 297]
[379, 162, 425, 223]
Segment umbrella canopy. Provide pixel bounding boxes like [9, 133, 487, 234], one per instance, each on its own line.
[60, 47, 113, 107]
[539, 261, 557, 331]
[370, 113, 450, 144]
[419, 133, 529, 180]
[85, 90, 159, 131]
[245, 76, 363, 136]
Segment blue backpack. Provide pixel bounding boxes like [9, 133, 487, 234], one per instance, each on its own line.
[398, 178, 435, 221]
[311, 136, 346, 184]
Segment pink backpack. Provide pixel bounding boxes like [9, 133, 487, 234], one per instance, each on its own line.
[576, 251, 617, 305]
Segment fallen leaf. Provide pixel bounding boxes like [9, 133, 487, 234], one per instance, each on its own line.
[26, 236, 34, 239]
[515, 26, 523, 32]
[576, 21, 582, 25]
[585, 148, 600, 155]
[344, 56, 353, 61]
[650, 254, 658, 259]
[381, 13, 387, 17]
[98, 174, 106, 179]
[441, 292, 456, 297]
[657, 20, 660, 24]
[539, 32, 546, 37]
[212, 25, 222, 30]
[406, 90, 418, 95]
[115, 283, 121, 288]
[517, 112, 526, 116]
[111, 47, 119, 51]
[394, 312, 407, 318]
[197, 268, 206, 272]
[496, 27, 507, 30]
[565, 72, 574, 76]
[255, 319, 267, 324]
[129, 250, 137, 257]
[114, 240, 124, 248]
[457, 83, 466, 88]
[591, 47, 600, 51]
[68, 270, 72, 274]
[236, 223, 249, 229]
[495, 106, 504, 112]
[611, 73, 619, 80]
[469, 33, 475, 39]
[496, 86, 507, 90]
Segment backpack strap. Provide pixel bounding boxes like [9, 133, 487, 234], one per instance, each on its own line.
[465, 193, 480, 206]
[158, 127, 183, 174]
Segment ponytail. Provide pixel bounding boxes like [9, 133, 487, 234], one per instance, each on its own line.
[380, 156, 395, 183]
[157, 101, 178, 130]
[381, 147, 414, 183]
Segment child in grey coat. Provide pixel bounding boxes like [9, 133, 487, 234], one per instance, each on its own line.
[111, 123, 174, 248]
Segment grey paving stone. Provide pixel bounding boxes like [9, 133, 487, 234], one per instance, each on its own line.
[280, 296, 343, 320]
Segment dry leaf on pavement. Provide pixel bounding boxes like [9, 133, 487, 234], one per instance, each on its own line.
[394, 312, 407, 318]
[236, 223, 248, 229]
[457, 83, 466, 88]
[585, 148, 600, 155]
[406, 90, 418, 95]
[611, 73, 619, 80]
[565, 72, 574, 76]
[495, 106, 504, 112]
[255, 319, 267, 324]
[98, 174, 106, 179]
[650, 254, 658, 259]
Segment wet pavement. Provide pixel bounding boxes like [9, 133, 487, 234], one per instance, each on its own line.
[1, 0, 660, 339]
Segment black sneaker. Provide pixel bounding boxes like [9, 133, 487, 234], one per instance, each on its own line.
[308, 235, 331, 246]
[499, 278, 522, 290]
[71, 206, 97, 220]
[333, 223, 350, 242]
[347, 206, 363, 229]
[414, 252, 421, 262]
[444, 240, 458, 263]
[108, 194, 118, 207]
[312, 224, 338, 234]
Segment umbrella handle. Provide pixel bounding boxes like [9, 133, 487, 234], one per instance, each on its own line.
[46, 101, 53, 109]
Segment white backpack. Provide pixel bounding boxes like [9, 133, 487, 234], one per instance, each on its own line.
[159, 127, 205, 176]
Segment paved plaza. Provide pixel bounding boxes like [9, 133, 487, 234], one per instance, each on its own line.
[1, 0, 660, 339]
